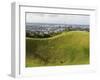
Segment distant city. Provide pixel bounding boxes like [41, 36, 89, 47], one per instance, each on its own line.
[26, 23, 89, 34]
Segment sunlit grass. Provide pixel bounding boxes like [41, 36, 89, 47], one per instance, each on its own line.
[26, 31, 89, 67]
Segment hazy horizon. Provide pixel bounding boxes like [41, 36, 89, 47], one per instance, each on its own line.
[26, 13, 90, 25]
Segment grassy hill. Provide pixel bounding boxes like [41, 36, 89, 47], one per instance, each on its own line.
[26, 31, 89, 67]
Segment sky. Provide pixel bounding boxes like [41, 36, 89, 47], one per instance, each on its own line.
[26, 13, 90, 25]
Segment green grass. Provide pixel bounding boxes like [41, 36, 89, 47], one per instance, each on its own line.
[26, 31, 89, 67]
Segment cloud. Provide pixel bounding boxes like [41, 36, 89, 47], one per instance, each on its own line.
[26, 13, 89, 25]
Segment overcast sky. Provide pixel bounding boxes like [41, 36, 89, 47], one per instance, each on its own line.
[26, 13, 90, 25]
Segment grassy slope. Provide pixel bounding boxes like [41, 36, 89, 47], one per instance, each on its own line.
[26, 31, 89, 67]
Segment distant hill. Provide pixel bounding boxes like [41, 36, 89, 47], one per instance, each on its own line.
[26, 22, 89, 28]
